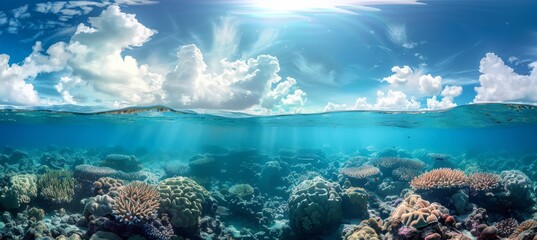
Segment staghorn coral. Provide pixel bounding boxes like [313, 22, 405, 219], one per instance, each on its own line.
[339, 166, 380, 179]
[494, 218, 517, 238]
[111, 181, 160, 223]
[228, 184, 254, 198]
[375, 157, 425, 170]
[157, 176, 211, 228]
[393, 167, 421, 182]
[38, 170, 75, 203]
[288, 176, 342, 236]
[469, 173, 501, 192]
[100, 154, 142, 173]
[410, 168, 468, 191]
[93, 177, 124, 197]
[0, 174, 38, 209]
[391, 194, 446, 229]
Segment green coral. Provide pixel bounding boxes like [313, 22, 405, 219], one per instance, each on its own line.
[157, 177, 211, 228]
[342, 187, 369, 218]
[38, 170, 75, 203]
[229, 184, 254, 198]
[0, 174, 37, 209]
[288, 177, 342, 236]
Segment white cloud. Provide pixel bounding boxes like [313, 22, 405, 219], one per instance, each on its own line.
[164, 44, 306, 111]
[324, 102, 348, 112]
[293, 54, 337, 86]
[12, 5, 31, 19]
[474, 53, 537, 103]
[425, 86, 462, 110]
[375, 90, 420, 110]
[0, 42, 69, 105]
[113, 0, 159, 5]
[65, 5, 163, 104]
[386, 24, 416, 49]
[0, 12, 7, 25]
[55, 76, 81, 104]
[383, 65, 442, 96]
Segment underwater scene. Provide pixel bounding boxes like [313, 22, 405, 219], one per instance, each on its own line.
[2, 0, 537, 240]
[0, 104, 537, 240]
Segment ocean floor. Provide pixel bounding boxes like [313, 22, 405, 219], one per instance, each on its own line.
[1, 146, 537, 240]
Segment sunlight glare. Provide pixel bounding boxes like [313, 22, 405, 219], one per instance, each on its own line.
[254, 0, 336, 13]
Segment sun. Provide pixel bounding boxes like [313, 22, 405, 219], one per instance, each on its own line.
[253, 0, 336, 13]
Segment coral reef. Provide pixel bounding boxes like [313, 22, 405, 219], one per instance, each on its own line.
[288, 176, 342, 236]
[157, 176, 211, 228]
[390, 194, 446, 228]
[410, 168, 468, 191]
[494, 218, 517, 238]
[341, 187, 369, 218]
[93, 177, 124, 197]
[38, 170, 76, 203]
[111, 181, 160, 223]
[228, 184, 254, 198]
[469, 172, 501, 192]
[339, 166, 380, 180]
[0, 174, 38, 209]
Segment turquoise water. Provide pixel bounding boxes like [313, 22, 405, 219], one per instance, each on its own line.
[1, 103, 536, 155]
[2, 103, 537, 239]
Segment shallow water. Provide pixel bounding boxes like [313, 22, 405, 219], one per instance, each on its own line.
[1, 103, 537, 239]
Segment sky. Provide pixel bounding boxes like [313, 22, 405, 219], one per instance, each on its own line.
[0, 0, 536, 114]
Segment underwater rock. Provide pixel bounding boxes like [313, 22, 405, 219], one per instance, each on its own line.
[28, 207, 45, 221]
[288, 176, 342, 236]
[377, 178, 406, 197]
[157, 176, 211, 229]
[464, 208, 488, 234]
[100, 154, 142, 173]
[0, 174, 38, 209]
[89, 231, 122, 240]
[259, 160, 289, 194]
[8, 149, 29, 164]
[451, 190, 469, 215]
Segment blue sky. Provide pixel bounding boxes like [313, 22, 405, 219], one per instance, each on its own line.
[0, 0, 536, 114]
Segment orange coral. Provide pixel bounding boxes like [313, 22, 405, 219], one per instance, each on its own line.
[410, 168, 468, 190]
[468, 173, 500, 192]
[391, 194, 445, 229]
[339, 166, 380, 179]
[112, 181, 160, 223]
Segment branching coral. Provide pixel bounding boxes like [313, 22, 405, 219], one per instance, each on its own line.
[112, 181, 160, 223]
[410, 168, 468, 191]
[339, 166, 380, 179]
[38, 170, 75, 203]
[468, 173, 500, 192]
[494, 218, 517, 238]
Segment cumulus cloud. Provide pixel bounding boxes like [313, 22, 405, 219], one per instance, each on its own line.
[164, 44, 306, 111]
[425, 86, 462, 110]
[324, 90, 420, 112]
[383, 65, 442, 96]
[474, 53, 537, 103]
[0, 42, 69, 105]
[65, 5, 163, 104]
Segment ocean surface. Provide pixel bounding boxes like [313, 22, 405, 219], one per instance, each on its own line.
[1, 103, 537, 239]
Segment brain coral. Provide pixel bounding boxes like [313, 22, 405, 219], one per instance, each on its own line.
[112, 181, 160, 223]
[93, 177, 124, 197]
[288, 176, 342, 235]
[410, 168, 468, 191]
[468, 173, 500, 192]
[391, 194, 446, 229]
[157, 177, 211, 228]
[339, 166, 380, 180]
[342, 187, 369, 218]
[38, 170, 75, 203]
[0, 174, 38, 209]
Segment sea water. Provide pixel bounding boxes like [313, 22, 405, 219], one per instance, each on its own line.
[1, 103, 537, 239]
